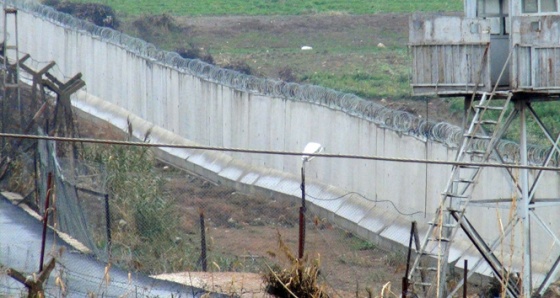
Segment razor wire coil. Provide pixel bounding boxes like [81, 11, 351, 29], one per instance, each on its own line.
[11, 0, 555, 166]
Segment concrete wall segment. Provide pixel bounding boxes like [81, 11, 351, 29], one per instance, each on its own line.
[9, 1, 560, 280]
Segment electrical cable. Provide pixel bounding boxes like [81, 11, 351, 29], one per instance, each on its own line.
[1, 132, 559, 172]
[305, 191, 423, 216]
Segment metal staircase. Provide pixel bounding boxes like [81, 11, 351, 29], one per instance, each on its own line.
[407, 91, 516, 297]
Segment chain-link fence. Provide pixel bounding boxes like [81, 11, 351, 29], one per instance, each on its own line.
[0, 61, 528, 298]
[0, 57, 523, 297]
[0, 128, 426, 297]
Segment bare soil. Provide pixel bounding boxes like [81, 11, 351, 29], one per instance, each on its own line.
[27, 7, 463, 296]
[70, 13, 468, 297]
[76, 124, 407, 297]
[76, 110, 483, 298]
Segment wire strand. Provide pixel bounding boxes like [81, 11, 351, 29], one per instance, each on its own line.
[1, 132, 559, 172]
[306, 191, 423, 216]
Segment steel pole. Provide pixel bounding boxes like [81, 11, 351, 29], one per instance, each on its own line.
[298, 162, 306, 259]
[519, 102, 532, 297]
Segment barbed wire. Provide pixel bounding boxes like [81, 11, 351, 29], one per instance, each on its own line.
[8, 0, 558, 167]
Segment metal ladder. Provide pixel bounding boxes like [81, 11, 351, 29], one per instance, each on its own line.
[1, 3, 21, 150]
[407, 91, 513, 297]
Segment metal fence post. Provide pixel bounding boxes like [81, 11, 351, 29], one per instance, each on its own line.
[104, 193, 112, 258]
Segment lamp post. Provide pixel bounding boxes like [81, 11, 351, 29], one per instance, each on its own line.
[298, 142, 324, 260]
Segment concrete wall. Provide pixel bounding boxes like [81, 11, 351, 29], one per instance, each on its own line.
[7, 2, 560, 281]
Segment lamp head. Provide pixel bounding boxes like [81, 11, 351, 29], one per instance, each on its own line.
[302, 142, 324, 162]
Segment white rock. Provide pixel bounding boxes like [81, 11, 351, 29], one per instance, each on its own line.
[301, 46, 313, 50]
[377, 43, 386, 48]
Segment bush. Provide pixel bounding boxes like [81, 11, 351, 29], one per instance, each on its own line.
[133, 14, 179, 34]
[82, 126, 196, 273]
[44, 1, 120, 29]
[176, 46, 215, 64]
[278, 66, 298, 82]
[262, 231, 330, 298]
[222, 60, 253, 75]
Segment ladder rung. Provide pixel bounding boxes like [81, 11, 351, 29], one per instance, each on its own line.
[447, 208, 463, 213]
[428, 221, 456, 228]
[428, 237, 450, 242]
[443, 192, 469, 199]
[464, 134, 491, 140]
[4, 45, 16, 50]
[417, 266, 438, 271]
[4, 83, 18, 88]
[458, 165, 479, 170]
[420, 251, 440, 257]
[413, 282, 432, 287]
[466, 149, 485, 155]
[454, 178, 474, 183]
[478, 120, 498, 125]
[4, 8, 17, 14]
[474, 105, 504, 111]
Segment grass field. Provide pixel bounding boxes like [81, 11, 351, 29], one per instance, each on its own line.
[62, 0, 560, 140]
[58, 0, 463, 102]
[70, 0, 462, 16]
[60, 0, 560, 140]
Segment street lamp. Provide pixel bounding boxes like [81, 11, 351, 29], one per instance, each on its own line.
[298, 142, 324, 260]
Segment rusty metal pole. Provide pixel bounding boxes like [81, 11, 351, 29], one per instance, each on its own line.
[199, 208, 207, 271]
[104, 194, 112, 259]
[298, 163, 306, 260]
[403, 221, 416, 297]
[463, 259, 468, 298]
[39, 172, 53, 271]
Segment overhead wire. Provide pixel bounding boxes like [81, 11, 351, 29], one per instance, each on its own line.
[1, 132, 560, 172]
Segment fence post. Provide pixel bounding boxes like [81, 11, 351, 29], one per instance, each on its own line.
[403, 221, 416, 297]
[199, 208, 207, 271]
[463, 259, 468, 298]
[39, 172, 53, 272]
[104, 193, 112, 258]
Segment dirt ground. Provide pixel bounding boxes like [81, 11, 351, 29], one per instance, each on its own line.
[76, 117, 409, 297]
[73, 104, 493, 298]
[67, 13, 468, 297]
[20, 6, 464, 296]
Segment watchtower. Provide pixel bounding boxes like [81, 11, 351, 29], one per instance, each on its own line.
[411, 0, 560, 96]
[408, 1, 560, 297]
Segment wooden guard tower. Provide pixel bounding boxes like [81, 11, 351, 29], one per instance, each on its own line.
[409, 0, 560, 297]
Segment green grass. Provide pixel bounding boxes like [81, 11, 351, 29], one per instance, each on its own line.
[69, 0, 462, 16]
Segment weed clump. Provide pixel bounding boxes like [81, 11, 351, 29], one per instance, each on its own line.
[263, 231, 330, 298]
[176, 46, 215, 64]
[42, 0, 119, 29]
[222, 60, 253, 75]
[82, 125, 195, 274]
[133, 14, 179, 34]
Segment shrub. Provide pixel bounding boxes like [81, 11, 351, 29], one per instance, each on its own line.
[278, 66, 298, 82]
[176, 46, 215, 64]
[45, 1, 120, 29]
[262, 231, 330, 298]
[222, 60, 253, 75]
[81, 126, 195, 273]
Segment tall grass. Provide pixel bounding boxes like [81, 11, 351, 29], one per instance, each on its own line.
[83, 138, 199, 274]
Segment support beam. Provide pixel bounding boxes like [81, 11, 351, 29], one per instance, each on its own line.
[450, 211, 520, 297]
[518, 101, 532, 297]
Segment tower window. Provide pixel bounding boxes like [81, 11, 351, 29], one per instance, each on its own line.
[523, 0, 559, 13]
[478, 0, 509, 35]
